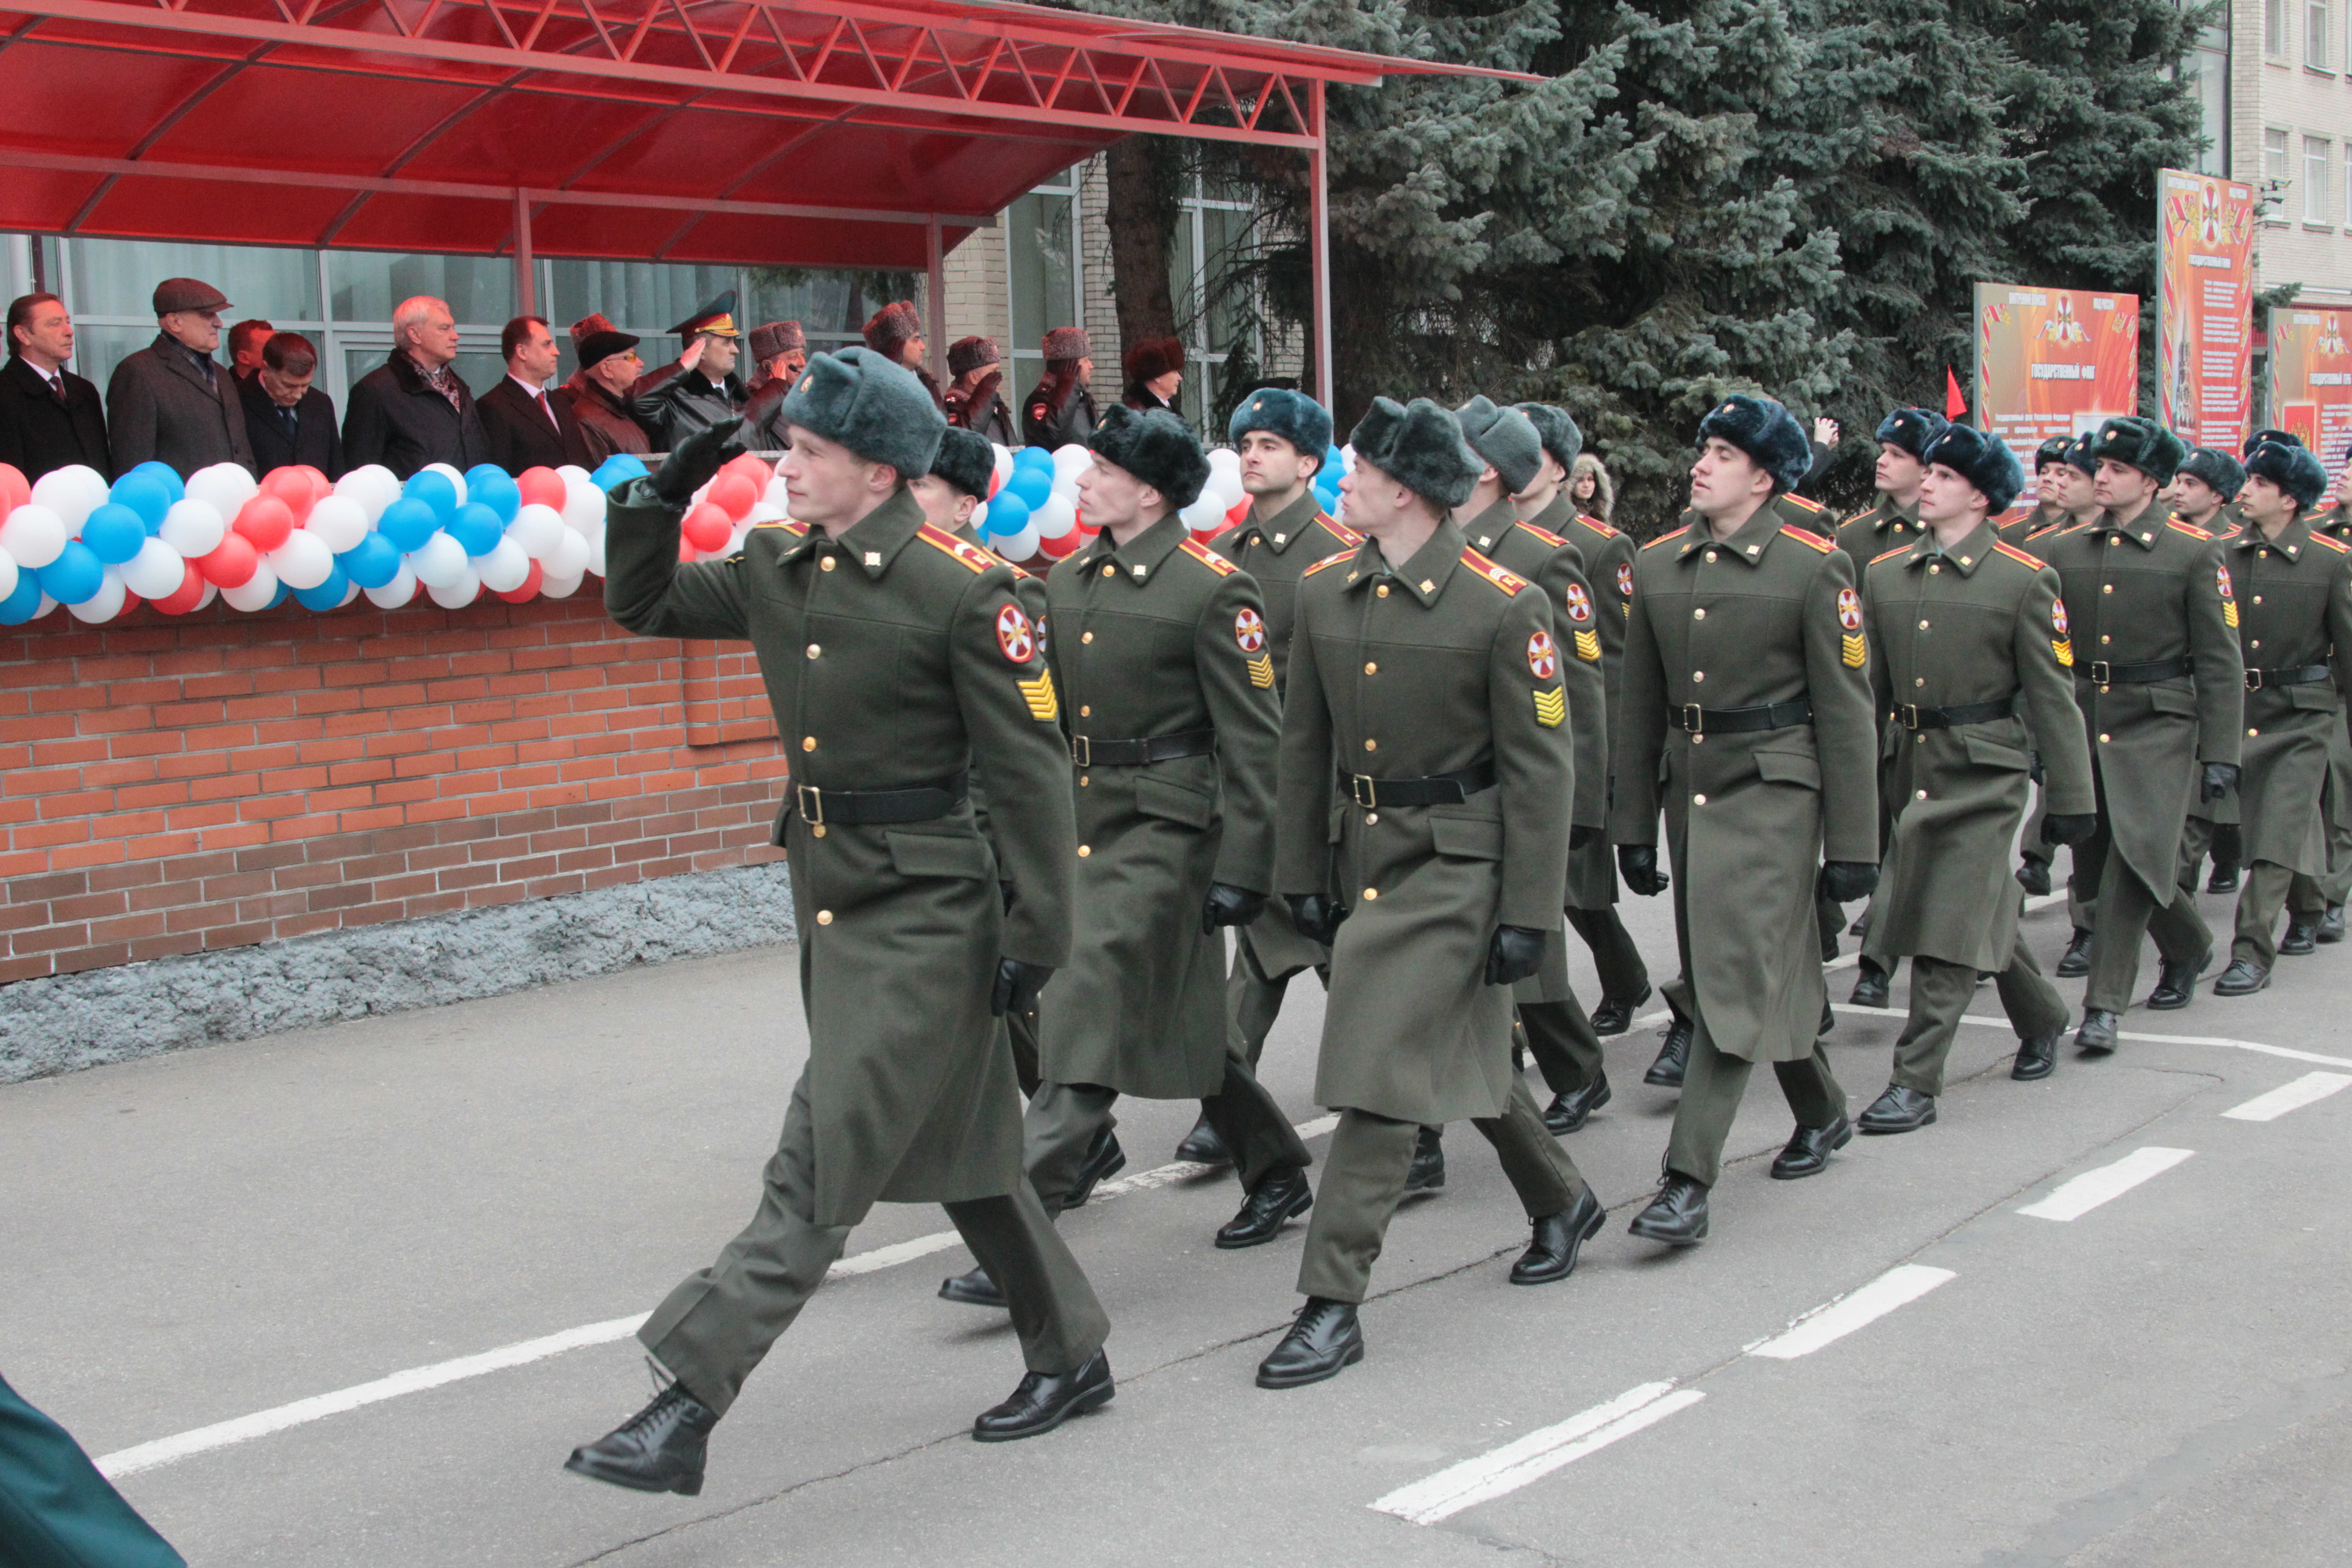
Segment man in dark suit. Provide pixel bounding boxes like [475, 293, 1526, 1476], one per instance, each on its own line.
[238, 332, 341, 478]
[342, 294, 489, 478]
[478, 315, 597, 473]
[104, 277, 254, 478]
[0, 293, 110, 481]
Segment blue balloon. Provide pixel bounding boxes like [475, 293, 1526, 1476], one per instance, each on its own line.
[466, 466, 521, 523]
[0, 570, 43, 624]
[1009, 467, 1053, 509]
[592, 455, 648, 491]
[108, 472, 173, 530]
[445, 502, 505, 557]
[80, 503, 148, 565]
[376, 497, 441, 553]
[294, 564, 350, 612]
[1014, 445, 1054, 469]
[37, 540, 105, 604]
[338, 533, 404, 589]
[404, 469, 459, 524]
[132, 461, 186, 504]
[984, 492, 1031, 537]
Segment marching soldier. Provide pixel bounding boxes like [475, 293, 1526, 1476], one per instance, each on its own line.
[2173, 445, 2250, 899]
[2026, 434, 2109, 914]
[2301, 445, 2352, 943]
[2034, 417, 2242, 1054]
[939, 404, 1315, 1318]
[568, 351, 1112, 1496]
[2207, 438, 2352, 995]
[1453, 396, 1615, 1137]
[1851, 425, 2096, 1128]
[1615, 393, 1879, 1245]
[2002, 437, 2078, 548]
[1514, 404, 1654, 1040]
[1258, 397, 1603, 1389]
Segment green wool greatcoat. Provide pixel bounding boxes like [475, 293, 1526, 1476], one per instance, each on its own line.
[2221, 518, 2352, 872]
[1609, 504, 1880, 1063]
[1274, 520, 1574, 1125]
[1039, 515, 1283, 1098]
[1521, 493, 1637, 909]
[1859, 526, 2095, 971]
[605, 485, 1075, 1227]
[2035, 503, 2244, 897]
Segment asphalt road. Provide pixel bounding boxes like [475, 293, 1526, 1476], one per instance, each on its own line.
[4, 878, 2349, 1567]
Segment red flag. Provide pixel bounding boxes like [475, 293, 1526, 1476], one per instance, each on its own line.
[1944, 366, 1968, 420]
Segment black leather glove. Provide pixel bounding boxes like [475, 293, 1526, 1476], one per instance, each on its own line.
[2041, 812, 2099, 846]
[2028, 749, 2045, 786]
[990, 957, 1053, 1018]
[1569, 824, 1602, 850]
[1200, 882, 1269, 934]
[1286, 893, 1348, 946]
[1617, 844, 1668, 896]
[652, 416, 748, 505]
[1823, 860, 1879, 903]
[1485, 924, 1546, 987]
[2200, 761, 2241, 803]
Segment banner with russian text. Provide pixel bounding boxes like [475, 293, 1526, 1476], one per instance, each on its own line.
[1972, 282, 2140, 467]
[2156, 168, 2256, 445]
[2266, 305, 2352, 474]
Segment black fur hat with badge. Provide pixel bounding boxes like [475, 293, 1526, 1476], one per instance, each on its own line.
[929, 426, 997, 501]
[1453, 396, 1544, 494]
[2245, 438, 2329, 512]
[1696, 392, 1813, 494]
[1875, 406, 1949, 462]
[2176, 446, 2246, 502]
[2088, 416, 2187, 485]
[1227, 388, 1333, 468]
[1920, 424, 2027, 515]
[1348, 396, 1482, 512]
[1088, 404, 1211, 510]
[775, 346, 945, 480]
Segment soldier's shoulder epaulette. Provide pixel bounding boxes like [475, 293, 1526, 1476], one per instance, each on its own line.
[1520, 523, 1568, 548]
[1317, 514, 1364, 546]
[2313, 531, 2352, 554]
[1642, 526, 1689, 551]
[916, 523, 999, 574]
[1839, 508, 1874, 528]
[1869, 543, 1911, 564]
[1576, 513, 1619, 538]
[1178, 535, 1238, 576]
[1781, 494, 1826, 515]
[2046, 521, 2096, 539]
[1992, 540, 2047, 570]
[1460, 548, 1530, 595]
[2167, 519, 2214, 540]
[2025, 522, 2062, 541]
[1301, 548, 1355, 579]
[1781, 525, 1835, 553]
[751, 519, 807, 535]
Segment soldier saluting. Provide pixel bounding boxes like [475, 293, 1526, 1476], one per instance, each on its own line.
[567, 349, 1112, 1497]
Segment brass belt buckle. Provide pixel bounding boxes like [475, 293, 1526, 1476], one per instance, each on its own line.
[1349, 773, 1378, 808]
[2086, 660, 2112, 684]
[798, 784, 824, 827]
[1070, 735, 1091, 767]
[2245, 668, 2264, 692]
[1898, 704, 1922, 730]
[1681, 702, 1704, 735]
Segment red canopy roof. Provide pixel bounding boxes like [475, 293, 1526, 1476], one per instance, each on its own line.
[0, 0, 1520, 268]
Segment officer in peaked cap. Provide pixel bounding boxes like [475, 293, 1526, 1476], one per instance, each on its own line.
[628, 291, 747, 452]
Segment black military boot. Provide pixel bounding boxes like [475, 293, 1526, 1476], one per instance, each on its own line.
[1510, 1185, 1606, 1284]
[1770, 1113, 1852, 1178]
[2012, 1028, 2061, 1080]
[2017, 856, 2053, 896]
[1857, 1084, 1936, 1135]
[2279, 919, 2320, 956]
[1256, 1298, 1364, 1388]
[2319, 905, 2346, 944]
[565, 1368, 721, 1495]
[2074, 1007, 2119, 1054]
[2213, 957, 2271, 995]
[939, 1266, 1007, 1309]
[972, 1349, 1115, 1441]
[1645, 1009, 1692, 1087]
[2205, 860, 2242, 894]
[1591, 982, 1651, 1036]
[2055, 927, 2094, 978]
[1628, 1173, 1709, 1245]
[1404, 1126, 1446, 1194]
[1214, 1165, 1313, 1249]
[1849, 959, 1891, 1008]
[1542, 1074, 1612, 1134]
[1175, 1113, 1229, 1165]
[1061, 1124, 1127, 1210]
[2146, 950, 2207, 1010]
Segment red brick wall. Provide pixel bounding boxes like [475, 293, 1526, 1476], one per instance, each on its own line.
[0, 596, 786, 985]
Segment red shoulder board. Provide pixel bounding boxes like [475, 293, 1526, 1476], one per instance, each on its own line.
[2025, 522, 2062, 541]
[1780, 525, 1835, 552]
[1643, 525, 1689, 551]
[1302, 548, 1355, 578]
[2168, 520, 2214, 540]
[2313, 532, 2351, 554]
[1869, 543, 1910, 564]
[1576, 514, 1618, 537]
[1781, 494, 1826, 514]
[1318, 514, 1364, 546]
[1178, 536, 1238, 576]
[1993, 540, 2046, 569]
[753, 519, 808, 536]
[1520, 523, 1568, 548]
[916, 522, 999, 574]
[1460, 548, 1530, 595]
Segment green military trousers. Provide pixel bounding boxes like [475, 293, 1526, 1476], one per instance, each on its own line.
[1665, 1015, 1848, 1188]
[2236, 861, 2328, 969]
[1028, 1054, 1311, 1208]
[1516, 997, 1605, 1096]
[0, 1373, 184, 1568]
[1886, 943, 2070, 1098]
[641, 1071, 1109, 1416]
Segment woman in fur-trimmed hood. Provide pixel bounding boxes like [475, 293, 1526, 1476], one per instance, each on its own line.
[1569, 451, 1614, 523]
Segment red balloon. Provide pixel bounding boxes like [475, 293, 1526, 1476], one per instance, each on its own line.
[987, 466, 1004, 500]
[516, 466, 568, 511]
[294, 466, 332, 505]
[677, 536, 696, 563]
[232, 494, 295, 551]
[118, 589, 143, 617]
[1225, 497, 1250, 527]
[1037, 529, 1083, 560]
[722, 452, 772, 485]
[0, 462, 28, 517]
[196, 533, 260, 587]
[493, 559, 545, 603]
[154, 562, 208, 615]
[705, 472, 758, 522]
[681, 502, 732, 553]
[258, 468, 314, 524]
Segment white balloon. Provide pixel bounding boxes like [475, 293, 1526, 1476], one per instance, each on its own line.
[185, 462, 257, 517]
[538, 570, 584, 600]
[303, 495, 371, 553]
[727, 520, 754, 556]
[422, 462, 467, 506]
[337, 579, 362, 608]
[1209, 470, 1246, 510]
[1178, 494, 1225, 533]
[407, 533, 470, 589]
[0, 548, 15, 603]
[746, 502, 787, 524]
[1050, 443, 1091, 479]
[473, 536, 530, 593]
[158, 498, 226, 558]
[194, 582, 218, 612]
[220, 560, 280, 612]
[996, 522, 1041, 561]
[267, 529, 335, 590]
[331, 465, 398, 524]
[556, 464, 594, 489]
[548, 528, 591, 580]
[587, 531, 607, 577]
[426, 567, 480, 609]
[1207, 446, 1242, 475]
[560, 483, 606, 535]
[969, 500, 989, 533]
[122, 537, 187, 599]
[30, 466, 103, 528]
[33, 592, 57, 620]
[66, 567, 127, 623]
[0, 504, 68, 569]
[1032, 494, 1078, 540]
[1050, 476, 1080, 505]
[763, 476, 793, 511]
[363, 562, 418, 609]
[506, 503, 565, 560]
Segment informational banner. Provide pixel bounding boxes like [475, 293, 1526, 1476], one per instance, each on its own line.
[2265, 306, 2352, 471]
[1972, 282, 2140, 466]
[2156, 168, 2256, 446]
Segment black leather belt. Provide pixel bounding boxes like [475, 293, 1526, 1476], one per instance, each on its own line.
[795, 771, 968, 826]
[2078, 656, 2193, 684]
[1337, 759, 1497, 808]
[2245, 664, 2332, 691]
[1667, 698, 1813, 736]
[1069, 728, 1216, 767]
[1893, 693, 2021, 730]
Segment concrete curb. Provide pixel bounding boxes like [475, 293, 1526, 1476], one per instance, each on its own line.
[0, 862, 799, 1082]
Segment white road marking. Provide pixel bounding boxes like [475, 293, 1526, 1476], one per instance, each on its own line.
[2221, 1071, 2352, 1122]
[1370, 1382, 1705, 1526]
[93, 1113, 1344, 1478]
[1745, 1264, 1957, 1360]
[2017, 1147, 2194, 1221]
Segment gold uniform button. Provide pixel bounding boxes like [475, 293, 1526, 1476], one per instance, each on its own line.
[2254, 595, 2263, 604]
[1915, 677, 1925, 686]
[1918, 619, 1930, 629]
[2103, 584, 2114, 593]
[2259, 549, 2269, 558]
[1101, 564, 1115, 577]
[1079, 776, 1089, 786]
[1929, 564, 1940, 575]
[806, 643, 821, 658]
[1705, 551, 1718, 563]
[2101, 635, 2110, 644]
[821, 556, 836, 571]
[802, 736, 817, 751]
[816, 910, 833, 924]
[1915, 734, 1925, 744]
[2098, 733, 2110, 743]
[1078, 845, 1091, 857]
[1082, 631, 1094, 643]
[1916, 789, 1927, 799]
[1079, 705, 1090, 717]
[1365, 738, 1378, 751]
[1365, 812, 1378, 824]
[2249, 727, 2260, 736]
[1694, 793, 1707, 805]
[2251, 639, 2262, 649]
[1692, 671, 1705, 682]
[1377, 584, 1390, 597]
[1364, 662, 1378, 674]
[1363, 887, 1379, 900]
[1694, 608, 1707, 619]
[811, 825, 826, 837]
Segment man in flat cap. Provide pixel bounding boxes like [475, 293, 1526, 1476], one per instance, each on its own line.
[2170, 444, 2251, 899]
[558, 315, 651, 460]
[1022, 327, 1097, 450]
[1851, 425, 2095, 1122]
[1259, 396, 1603, 1390]
[1616, 393, 1879, 1245]
[2036, 416, 2243, 1053]
[569, 349, 1112, 1495]
[738, 320, 808, 451]
[105, 277, 254, 478]
[863, 301, 941, 410]
[629, 293, 747, 452]
[945, 336, 1015, 444]
[2204, 437, 2352, 993]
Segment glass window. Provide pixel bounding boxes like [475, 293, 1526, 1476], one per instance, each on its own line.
[2269, 0, 2289, 52]
[1006, 174, 1084, 408]
[544, 260, 737, 341]
[328, 253, 513, 325]
[1166, 177, 1263, 429]
[61, 238, 319, 322]
[2312, 0, 2331, 64]
[2269, 127, 2293, 185]
[2185, 37, 2230, 174]
[2308, 137, 2332, 220]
